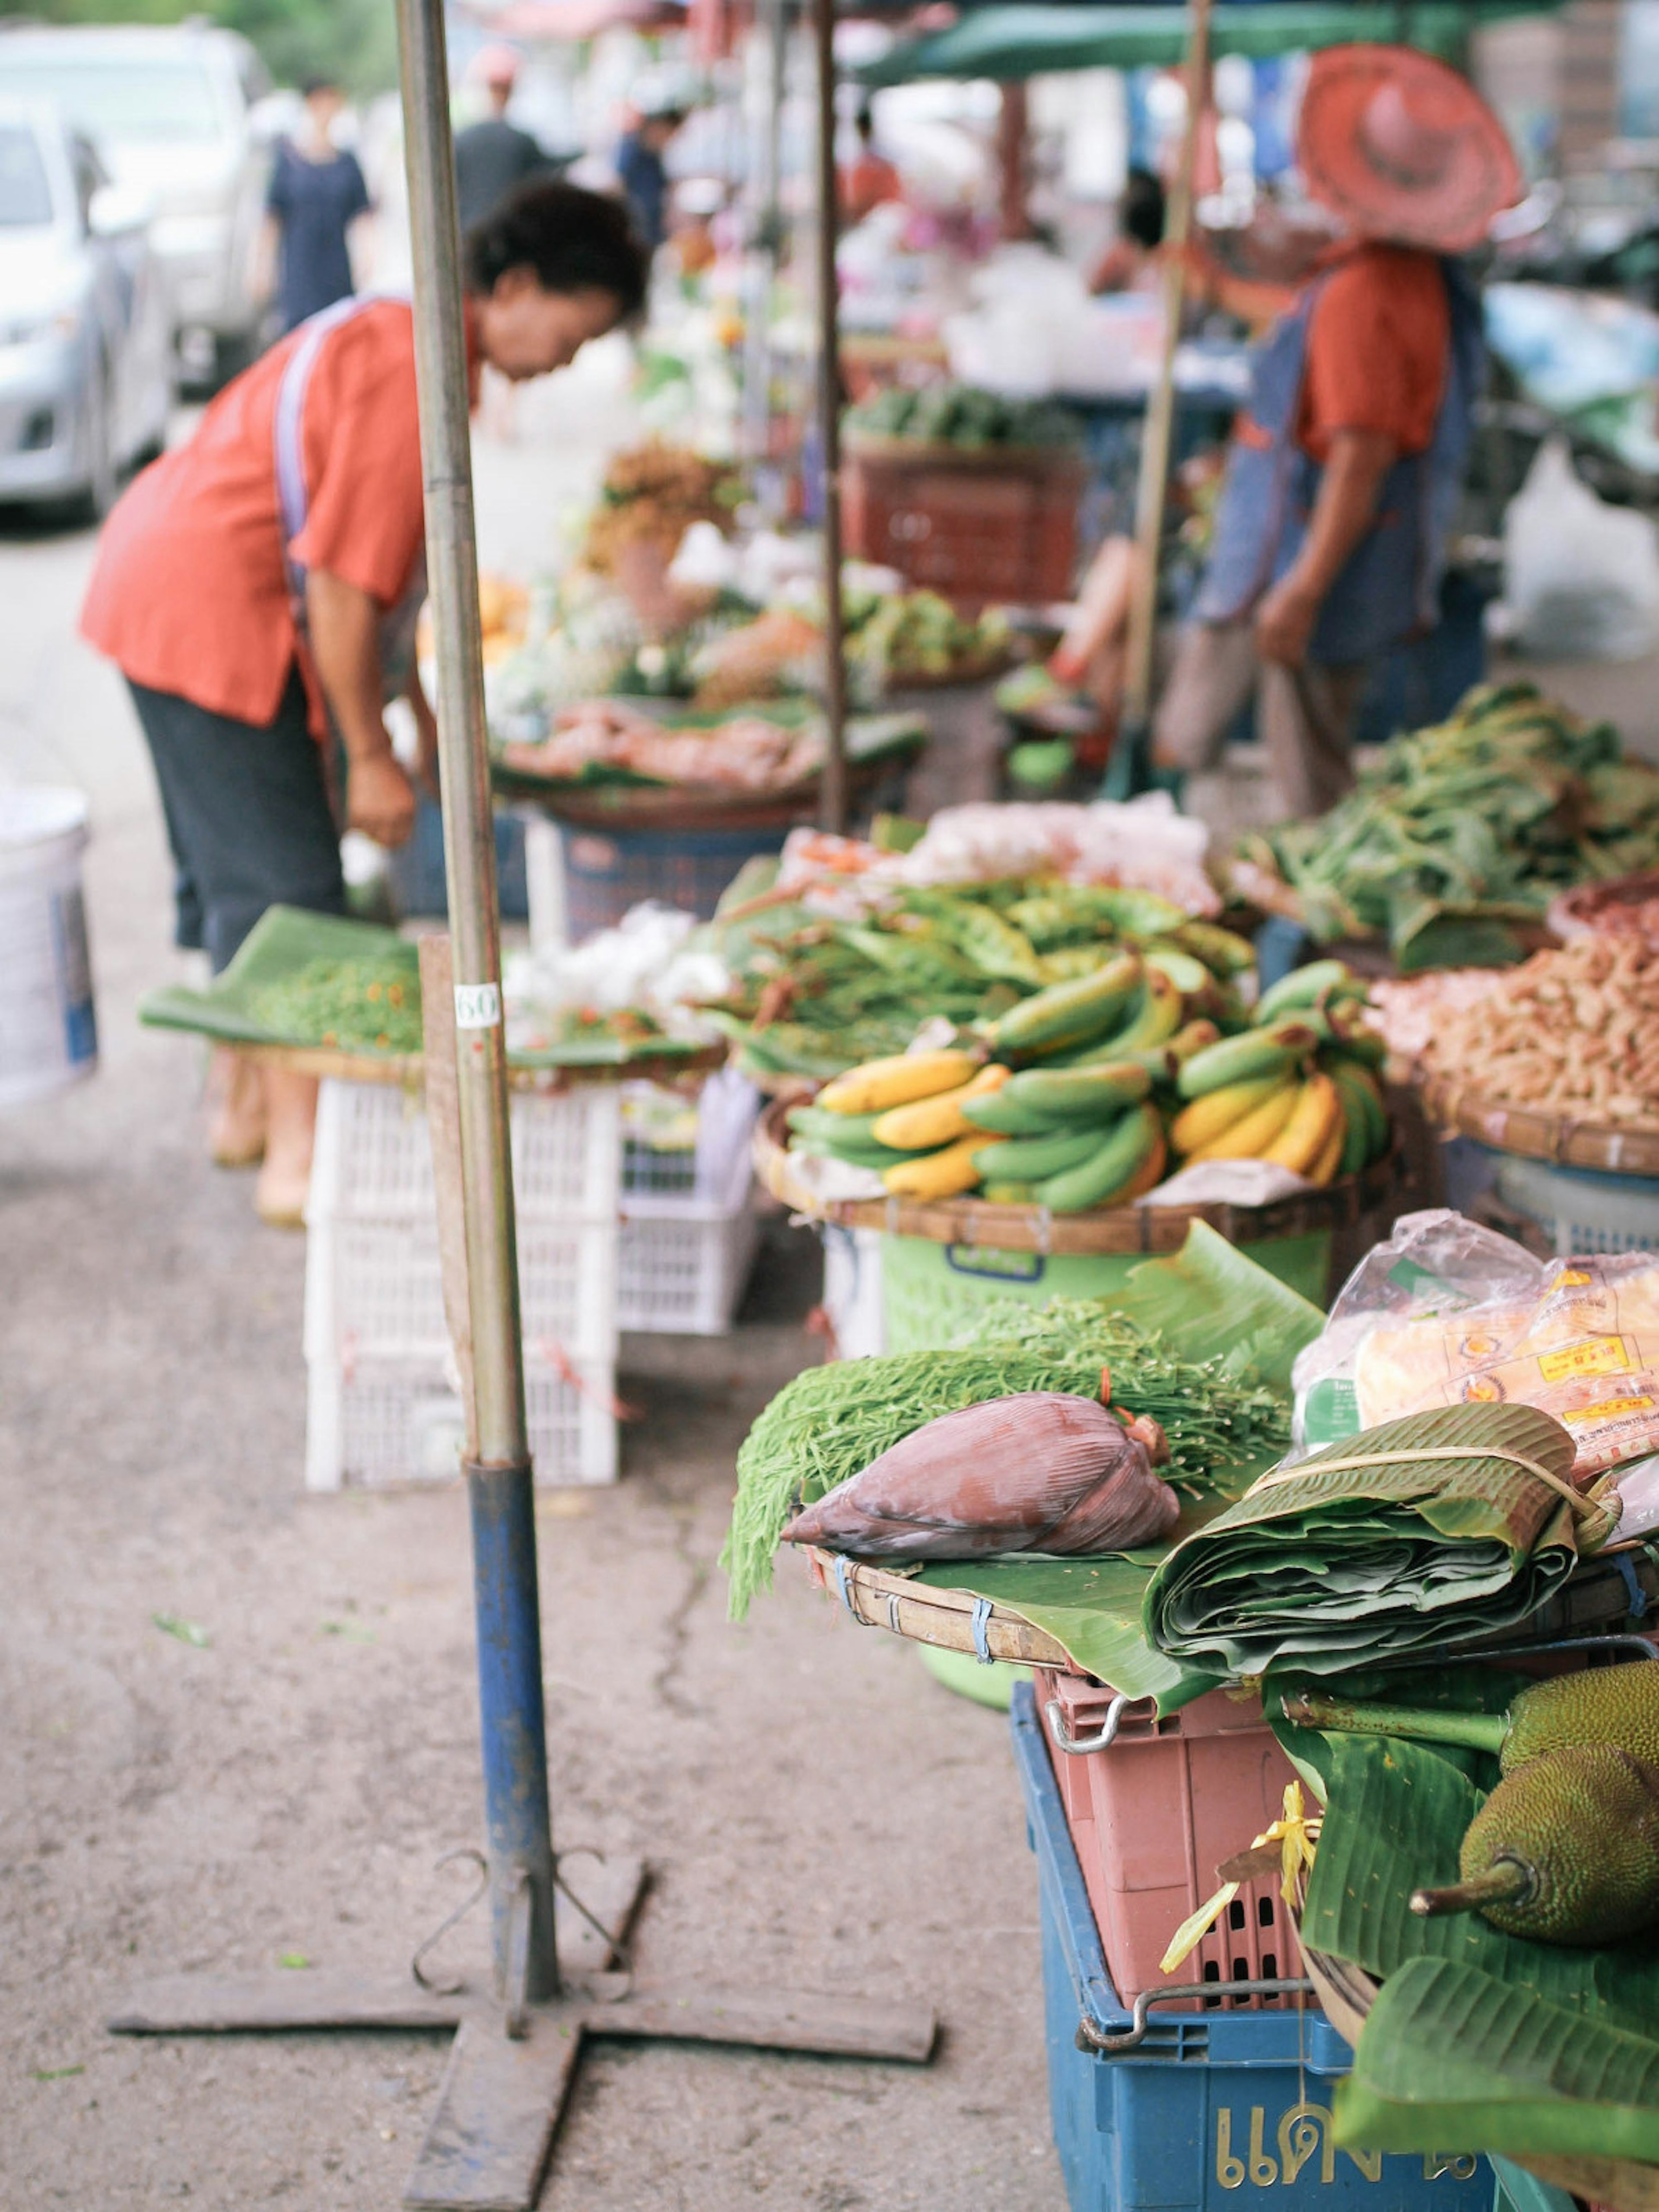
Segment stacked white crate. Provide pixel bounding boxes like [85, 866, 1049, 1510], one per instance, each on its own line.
[303, 1077, 622, 1490]
[617, 1068, 763, 1335]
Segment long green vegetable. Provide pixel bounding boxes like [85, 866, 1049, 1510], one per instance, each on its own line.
[1238, 681, 1659, 967]
[722, 1310, 1289, 1619]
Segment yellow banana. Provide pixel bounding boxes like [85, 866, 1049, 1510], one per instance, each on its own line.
[1170, 1072, 1290, 1157]
[883, 1130, 1002, 1200]
[1191, 1079, 1300, 1161]
[819, 1049, 979, 1116]
[1306, 1112, 1346, 1186]
[1263, 1072, 1342, 1177]
[873, 1064, 1010, 1150]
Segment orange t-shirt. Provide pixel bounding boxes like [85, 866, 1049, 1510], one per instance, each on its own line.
[1296, 242, 1450, 464]
[80, 299, 426, 735]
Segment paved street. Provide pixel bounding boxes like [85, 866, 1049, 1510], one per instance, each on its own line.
[0, 395, 1065, 2210]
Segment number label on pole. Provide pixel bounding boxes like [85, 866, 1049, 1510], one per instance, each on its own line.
[454, 982, 502, 1030]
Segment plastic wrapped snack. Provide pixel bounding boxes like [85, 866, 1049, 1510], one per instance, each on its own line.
[1294, 1208, 1659, 1478]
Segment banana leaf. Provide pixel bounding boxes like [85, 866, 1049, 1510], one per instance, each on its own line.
[139, 904, 709, 1069]
[1291, 1729, 1659, 2174]
[1144, 1405, 1601, 1678]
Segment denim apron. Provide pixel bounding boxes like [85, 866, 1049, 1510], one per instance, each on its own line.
[1194, 257, 1481, 665]
[273, 293, 426, 702]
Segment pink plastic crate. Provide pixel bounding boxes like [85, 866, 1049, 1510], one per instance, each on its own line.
[1033, 1668, 1305, 2013]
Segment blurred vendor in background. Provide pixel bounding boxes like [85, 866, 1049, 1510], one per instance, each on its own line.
[454, 45, 556, 235]
[1088, 168, 1166, 296]
[79, 181, 647, 1226]
[617, 98, 687, 254]
[841, 104, 903, 224]
[261, 75, 372, 335]
[1153, 45, 1518, 816]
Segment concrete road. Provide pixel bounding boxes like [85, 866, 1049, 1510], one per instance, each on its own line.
[0, 417, 1066, 2209]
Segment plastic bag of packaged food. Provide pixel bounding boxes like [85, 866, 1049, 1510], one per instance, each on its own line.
[1292, 1208, 1659, 1479]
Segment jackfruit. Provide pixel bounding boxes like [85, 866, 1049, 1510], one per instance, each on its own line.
[1283, 1658, 1659, 1774]
[1411, 1745, 1659, 1945]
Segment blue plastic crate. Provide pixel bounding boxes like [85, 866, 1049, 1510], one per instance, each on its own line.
[1009, 1684, 1493, 2212]
[557, 822, 788, 939]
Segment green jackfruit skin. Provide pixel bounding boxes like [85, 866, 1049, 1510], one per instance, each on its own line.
[1501, 1661, 1659, 1774]
[1463, 1746, 1659, 1945]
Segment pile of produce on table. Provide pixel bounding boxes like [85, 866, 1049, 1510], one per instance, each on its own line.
[847, 382, 1081, 452]
[498, 698, 822, 793]
[780, 952, 1391, 1204]
[581, 441, 741, 575]
[709, 879, 1249, 1087]
[692, 583, 1011, 708]
[1230, 681, 1659, 970]
[1414, 934, 1659, 1128]
[723, 1287, 1293, 1617]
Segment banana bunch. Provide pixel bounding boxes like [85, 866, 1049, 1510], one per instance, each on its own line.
[1166, 960, 1390, 1187]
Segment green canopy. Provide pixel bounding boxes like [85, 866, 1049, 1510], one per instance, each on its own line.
[858, 0, 1551, 81]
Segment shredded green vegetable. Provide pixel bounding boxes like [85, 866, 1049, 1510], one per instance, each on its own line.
[245, 955, 423, 1055]
[721, 1307, 1290, 1619]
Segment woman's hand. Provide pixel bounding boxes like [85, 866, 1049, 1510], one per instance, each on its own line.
[348, 750, 418, 847]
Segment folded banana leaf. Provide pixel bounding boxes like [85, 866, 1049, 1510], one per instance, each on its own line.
[1144, 1404, 1611, 1678]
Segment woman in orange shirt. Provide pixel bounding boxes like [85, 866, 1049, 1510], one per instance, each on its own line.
[82, 180, 647, 1224]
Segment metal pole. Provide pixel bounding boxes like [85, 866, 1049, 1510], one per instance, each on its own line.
[1111, 0, 1214, 795]
[812, 0, 849, 834]
[394, 0, 558, 2005]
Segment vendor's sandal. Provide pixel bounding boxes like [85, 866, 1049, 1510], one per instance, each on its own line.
[254, 1154, 311, 1231]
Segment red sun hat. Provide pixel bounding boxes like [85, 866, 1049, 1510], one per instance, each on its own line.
[1297, 44, 1522, 254]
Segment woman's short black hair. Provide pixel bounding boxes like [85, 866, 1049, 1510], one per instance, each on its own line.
[1122, 167, 1166, 252]
[464, 177, 649, 321]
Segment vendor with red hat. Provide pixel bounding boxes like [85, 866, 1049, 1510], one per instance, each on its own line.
[1153, 45, 1520, 815]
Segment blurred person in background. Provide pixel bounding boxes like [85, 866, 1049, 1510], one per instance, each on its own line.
[1089, 168, 1166, 295]
[841, 104, 903, 224]
[616, 100, 686, 254]
[79, 181, 648, 1225]
[261, 75, 372, 335]
[454, 44, 554, 235]
[1151, 45, 1516, 816]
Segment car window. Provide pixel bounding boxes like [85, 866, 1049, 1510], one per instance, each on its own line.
[0, 124, 55, 227]
[1, 54, 226, 143]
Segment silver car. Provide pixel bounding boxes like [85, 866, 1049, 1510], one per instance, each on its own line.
[0, 101, 172, 515]
[0, 21, 272, 382]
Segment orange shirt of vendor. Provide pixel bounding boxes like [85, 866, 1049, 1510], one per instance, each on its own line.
[80, 299, 426, 737]
[841, 152, 902, 223]
[1239, 243, 1450, 464]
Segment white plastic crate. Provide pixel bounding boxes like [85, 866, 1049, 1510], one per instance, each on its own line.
[304, 1211, 618, 1366]
[305, 1347, 620, 1491]
[309, 1077, 621, 1222]
[616, 1071, 762, 1333]
[819, 1224, 887, 1360]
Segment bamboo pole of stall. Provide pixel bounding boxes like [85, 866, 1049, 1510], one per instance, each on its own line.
[394, 0, 559, 2005]
[1112, 0, 1215, 794]
[812, 0, 850, 834]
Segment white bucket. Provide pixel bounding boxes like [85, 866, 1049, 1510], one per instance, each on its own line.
[0, 787, 96, 1109]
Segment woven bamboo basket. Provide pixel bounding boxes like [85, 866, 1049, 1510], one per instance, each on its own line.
[800, 1546, 1072, 1666]
[754, 1096, 1402, 1255]
[490, 740, 923, 829]
[1419, 1072, 1659, 1179]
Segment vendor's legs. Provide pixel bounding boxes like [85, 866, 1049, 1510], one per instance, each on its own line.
[1151, 620, 1260, 782]
[257, 1064, 320, 1230]
[1256, 659, 1367, 818]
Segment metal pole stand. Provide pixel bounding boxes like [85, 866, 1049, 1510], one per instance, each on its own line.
[108, 0, 936, 2200]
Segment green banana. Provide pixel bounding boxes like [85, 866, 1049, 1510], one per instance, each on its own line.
[1324, 1021, 1387, 1069]
[985, 950, 1143, 1057]
[980, 1180, 1038, 1206]
[1176, 1021, 1321, 1100]
[786, 1105, 887, 1146]
[1038, 1103, 1163, 1215]
[960, 1089, 1068, 1137]
[1004, 1062, 1152, 1122]
[1143, 944, 1211, 997]
[1173, 920, 1257, 976]
[793, 1135, 913, 1170]
[1051, 969, 1186, 1067]
[1329, 1064, 1373, 1177]
[974, 1125, 1103, 1180]
[1254, 959, 1363, 1024]
[1330, 1058, 1388, 1163]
